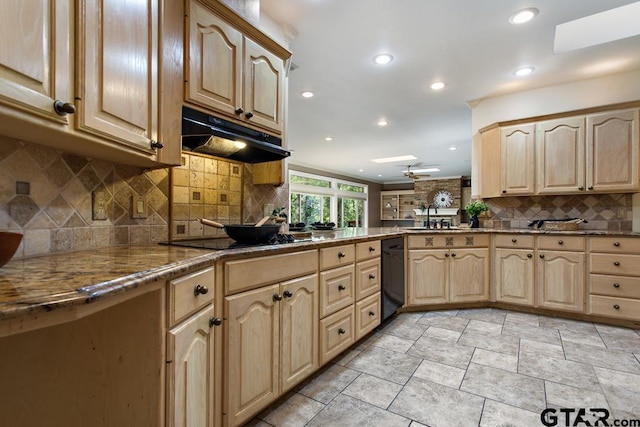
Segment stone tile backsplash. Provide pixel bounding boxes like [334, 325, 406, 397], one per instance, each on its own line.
[0, 136, 170, 258]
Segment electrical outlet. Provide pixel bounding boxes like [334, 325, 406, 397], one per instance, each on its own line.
[92, 191, 108, 220]
[131, 195, 147, 219]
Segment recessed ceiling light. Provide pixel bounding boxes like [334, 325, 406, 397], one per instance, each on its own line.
[514, 66, 535, 77]
[301, 91, 314, 98]
[371, 155, 417, 163]
[325, 137, 333, 141]
[374, 54, 393, 65]
[377, 119, 388, 127]
[430, 81, 446, 90]
[358, 169, 364, 172]
[509, 8, 538, 25]
[449, 146, 457, 151]
[377, 174, 382, 177]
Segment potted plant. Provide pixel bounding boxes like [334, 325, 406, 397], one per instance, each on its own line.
[464, 200, 489, 228]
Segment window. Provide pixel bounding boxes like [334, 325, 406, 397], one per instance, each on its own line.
[289, 170, 368, 227]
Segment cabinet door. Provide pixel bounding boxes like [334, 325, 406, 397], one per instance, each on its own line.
[77, 0, 158, 154]
[479, 127, 502, 198]
[243, 38, 284, 134]
[225, 285, 279, 427]
[450, 248, 489, 302]
[0, 0, 72, 123]
[587, 109, 639, 192]
[355, 258, 381, 300]
[186, 0, 243, 117]
[407, 250, 448, 305]
[536, 117, 585, 194]
[537, 251, 585, 312]
[280, 274, 318, 393]
[167, 305, 215, 427]
[494, 248, 534, 305]
[501, 124, 535, 195]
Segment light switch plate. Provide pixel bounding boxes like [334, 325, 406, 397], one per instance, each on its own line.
[92, 191, 108, 220]
[131, 195, 147, 219]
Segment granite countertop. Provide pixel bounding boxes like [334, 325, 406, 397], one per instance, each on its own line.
[0, 226, 637, 323]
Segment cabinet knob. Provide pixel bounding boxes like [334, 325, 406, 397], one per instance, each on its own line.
[445, 253, 450, 257]
[150, 140, 164, 149]
[511, 238, 517, 243]
[451, 253, 456, 257]
[502, 190, 507, 194]
[245, 111, 254, 119]
[338, 252, 346, 258]
[208, 317, 222, 327]
[338, 328, 346, 335]
[578, 186, 584, 191]
[614, 261, 620, 266]
[539, 254, 545, 259]
[234, 107, 243, 115]
[338, 284, 346, 291]
[193, 284, 209, 296]
[369, 246, 376, 252]
[273, 294, 283, 301]
[369, 311, 376, 316]
[614, 242, 620, 247]
[283, 290, 293, 298]
[613, 304, 620, 310]
[527, 253, 533, 258]
[588, 186, 594, 190]
[613, 283, 621, 288]
[369, 274, 376, 280]
[53, 100, 76, 116]
[558, 240, 564, 245]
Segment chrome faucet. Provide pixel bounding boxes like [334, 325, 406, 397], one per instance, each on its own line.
[423, 204, 438, 228]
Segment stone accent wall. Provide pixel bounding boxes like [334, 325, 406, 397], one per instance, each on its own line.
[242, 164, 289, 223]
[413, 178, 463, 209]
[480, 194, 633, 231]
[0, 136, 169, 258]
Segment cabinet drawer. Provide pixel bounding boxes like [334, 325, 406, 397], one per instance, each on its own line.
[407, 233, 490, 249]
[537, 236, 585, 251]
[590, 237, 640, 254]
[494, 234, 534, 249]
[355, 258, 380, 301]
[356, 240, 381, 261]
[225, 250, 317, 294]
[355, 293, 381, 341]
[169, 267, 215, 326]
[590, 253, 640, 276]
[319, 305, 354, 366]
[590, 274, 640, 299]
[589, 295, 640, 321]
[320, 265, 355, 318]
[320, 244, 355, 270]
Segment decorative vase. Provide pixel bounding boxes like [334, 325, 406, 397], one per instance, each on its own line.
[469, 215, 480, 228]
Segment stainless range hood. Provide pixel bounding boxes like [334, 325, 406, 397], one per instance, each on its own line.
[181, 106, 290, 163]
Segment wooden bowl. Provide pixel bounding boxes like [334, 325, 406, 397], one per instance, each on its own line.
[0, 231, 23, 268]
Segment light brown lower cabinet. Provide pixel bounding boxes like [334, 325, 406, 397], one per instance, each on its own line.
[536, 250, 585, 312]
[355, 293, 381, 340]
[319, 304, 355, 365]
[494, 248, 535, 306]
[224, 274, 318, 427]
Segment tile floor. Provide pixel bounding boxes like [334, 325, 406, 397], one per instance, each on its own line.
[248, 308, 640, 427]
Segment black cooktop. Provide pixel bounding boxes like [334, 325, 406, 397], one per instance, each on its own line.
[160, 235, 308, 251]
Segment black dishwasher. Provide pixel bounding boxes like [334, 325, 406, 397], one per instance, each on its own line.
[381, 237, 405, 321]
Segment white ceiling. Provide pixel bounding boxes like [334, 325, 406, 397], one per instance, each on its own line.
[260, 0, 640, 184]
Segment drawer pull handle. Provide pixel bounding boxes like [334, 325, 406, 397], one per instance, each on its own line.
[539, 254, 545, 259]
[209, 317, 222, 327]
[338, 284, 346, 291]
[283, 290, 293, 298]
[527, 253, 533, 258]
[338, 328, 346, 335]
[194, 284, 209, 296]
[369, 311, 376, 316]
[614, 261, 620, 266]
[614, 242, 620, 247]
[338, 252, 346, 258]
[613, 304, 620, 310]
[369, 246, 376, 252]
[558, 240, 564, 245]
[511, 238, 517, 243]
[613, 283, 621, 288]
[273, 294, 283, 302]
[369, 274, 376, 280]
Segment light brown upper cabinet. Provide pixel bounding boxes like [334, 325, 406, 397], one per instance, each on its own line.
[186, 0, 288, 135]
[536, 117, 585, 194]
[0, 0, 180, 167]
[501, 124, 535, 195]
[586, 109, 639, 192]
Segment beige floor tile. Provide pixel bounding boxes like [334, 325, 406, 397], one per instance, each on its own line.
[472, 348, 518, 372]
[412, 358, 466, 389]
[341, 373, 403, 409]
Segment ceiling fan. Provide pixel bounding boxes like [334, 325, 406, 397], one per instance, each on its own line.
[403, 164, 430, 180]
